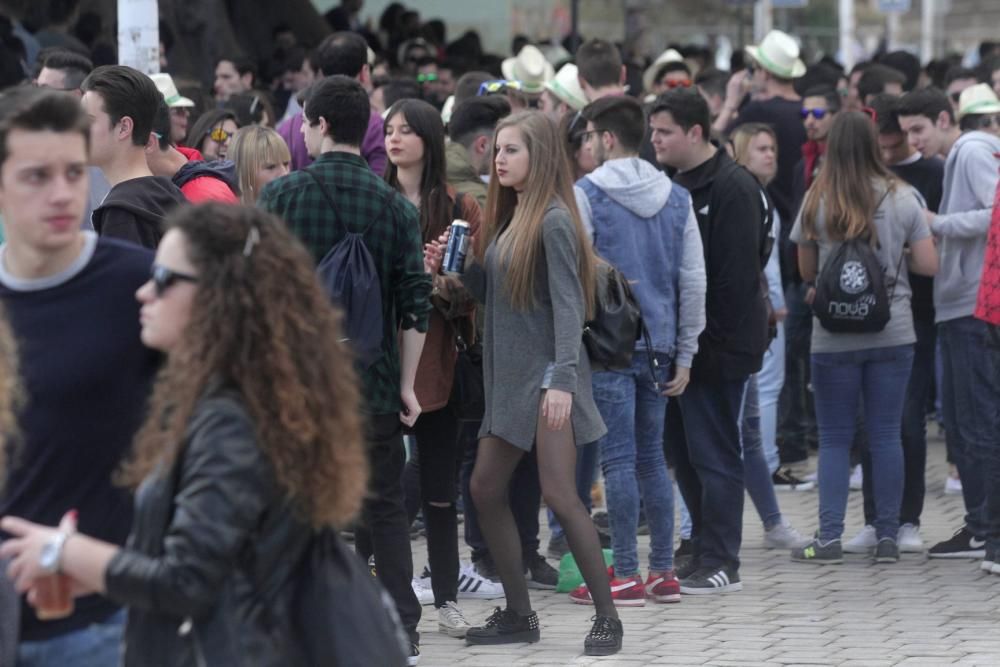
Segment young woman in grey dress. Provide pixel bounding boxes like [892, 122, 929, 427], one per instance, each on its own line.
[460, 111, 623, 656]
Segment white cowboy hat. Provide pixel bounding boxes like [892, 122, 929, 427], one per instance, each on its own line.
[440, 95, 456, 124]
[642, 49, 684, 94]
[958, 83, 1000, 119]
[745, 30, 806, 79]
[501, 44, 555, 95]
[150, 73, 194, 108]
[544, 63, 587, 111]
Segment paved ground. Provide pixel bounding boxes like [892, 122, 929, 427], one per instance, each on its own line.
[414, 435, 1000, 666]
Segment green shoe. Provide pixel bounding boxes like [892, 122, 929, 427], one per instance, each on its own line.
[791, 538, 843, 564]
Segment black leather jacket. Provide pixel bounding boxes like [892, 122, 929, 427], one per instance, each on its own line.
[104, 392, 311, 667]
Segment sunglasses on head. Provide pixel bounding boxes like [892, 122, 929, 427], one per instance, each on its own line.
[209, 127, 232, 143]
[801, 108, 828, 120]
[417, 72, 439, 84]
[477, 80, 522, 96]
[664, 79, 692, 89]
[150, 264, 198, 298]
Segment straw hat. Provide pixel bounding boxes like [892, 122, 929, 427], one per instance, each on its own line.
[150, 73, 194, 108]
[957, 83, 1000, 120]
[544, 63, 587, 111]
[501, 45, 555, 95]
[745, 30, 806, 79]
[642, 49, 684, 94]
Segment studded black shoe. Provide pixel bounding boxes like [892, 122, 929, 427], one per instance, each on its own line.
[584, 615, 623, 656]
[465, 607, 540, 645]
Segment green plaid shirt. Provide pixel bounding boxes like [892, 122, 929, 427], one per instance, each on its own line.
[259, 151, 432, 415]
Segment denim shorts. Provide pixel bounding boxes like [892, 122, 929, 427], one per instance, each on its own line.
[541, 362, 555, 389]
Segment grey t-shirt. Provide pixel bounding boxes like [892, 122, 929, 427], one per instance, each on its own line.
[790, 182, 930, 354]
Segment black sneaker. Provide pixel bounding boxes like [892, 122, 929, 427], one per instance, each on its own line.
[546, 533, 569, 561]
[679, 565, 742, 595]
[465, 607, 540, 646]
[675, 555, 700, 580]
[475, 556, 500, 582]
[674, 537, 693, 560]
[873, 537, 899, 563]
[407, 642, 420, 666]
[791, 538, 843, 565]
[772, 468, 815, 492]
[584, 615, 623, 656]
[980, 544, 997, 572]
[928, 526, 986, 559]
[524, 553, 558, 590]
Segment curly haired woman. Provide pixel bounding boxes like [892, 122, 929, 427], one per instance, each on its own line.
[0, 204, 368, 665]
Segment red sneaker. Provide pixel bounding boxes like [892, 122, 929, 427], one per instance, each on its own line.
[570, 570, 646, 607]
[645, 570, 681, 603]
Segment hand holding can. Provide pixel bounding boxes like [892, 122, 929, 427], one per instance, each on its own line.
[442, 220, 471, 275]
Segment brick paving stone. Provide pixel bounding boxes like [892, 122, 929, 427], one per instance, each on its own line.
[416, 436, 1000, 666]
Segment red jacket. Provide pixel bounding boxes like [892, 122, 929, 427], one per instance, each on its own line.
[174, 147, 239, 204]
[975, 168, 1000, 326]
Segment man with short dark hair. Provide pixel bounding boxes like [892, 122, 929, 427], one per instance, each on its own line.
[446, 95, 511, 207]
[213, 56, 256, 103]
[260, 75, 430, 664]
[857, 64, 906, 106]
[80, 65, 186, 248]
[0, 86, 158, 667]
[650, 90, 769, 595]
[695, 68, 729, 121]
[569, 94, 705, 605]
[146, 97, 238, 203]
[576, 38, 626, 101]
[899, 84, 1000, 560]
[944, 66, 978, 116]
[277, 31, 387, 173]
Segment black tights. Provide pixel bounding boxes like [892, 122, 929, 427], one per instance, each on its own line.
[469, 399, 618, 618]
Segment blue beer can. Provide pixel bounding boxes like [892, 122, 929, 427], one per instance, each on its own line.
[443, 220, 471, 274]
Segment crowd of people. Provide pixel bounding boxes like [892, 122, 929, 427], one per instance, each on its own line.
[0, 2, 997, 665]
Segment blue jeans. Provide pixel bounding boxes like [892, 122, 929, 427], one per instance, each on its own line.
[812, 344, 914, 541]
[742, 375, 782, 529]
[17, 608, 125, 667]
[665, 374, 747, 570]
[939, 316, 995, 537]
[861, 318, 935, 526]
[592, 352, 674, 576]
[758, 323, 785, 473]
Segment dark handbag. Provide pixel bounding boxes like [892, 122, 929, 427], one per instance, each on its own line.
[451, 330, 485, 422]
[584, 262, 650, 371]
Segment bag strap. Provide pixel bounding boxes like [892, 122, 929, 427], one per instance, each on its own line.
[304, 168, 388, 237]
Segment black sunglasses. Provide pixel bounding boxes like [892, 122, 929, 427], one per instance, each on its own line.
[150, 264, 198, 298]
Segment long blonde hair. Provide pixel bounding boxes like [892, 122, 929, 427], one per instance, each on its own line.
[481, 111, 597, 319]
[800, 111, 898, 242]
[229, 125, 292, 204]
[0, 304, 19, 493]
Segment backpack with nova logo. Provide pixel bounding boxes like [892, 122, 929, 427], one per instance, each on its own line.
[811, 191, 903, 333]
[304, 169, 386, 368]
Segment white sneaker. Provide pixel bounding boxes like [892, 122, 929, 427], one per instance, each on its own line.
[897, 523, 924, 552]
[437, 600, 471, 638]
[849, 465, 863, 491]
[457, 562, 505, 599]
[844, 525, 877, 553]
[764, 520, 811, 549]
[944, 475, 963, 496]
[412, 577, 434, 606]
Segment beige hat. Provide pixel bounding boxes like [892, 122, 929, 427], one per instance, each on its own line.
[544, 63, 587, 111]
[150, 73, 194, 108]
[958, 83, 1000, 119]
[642, 49, 684, 94]
[745, 30, 806, 80]
[501, 45, 555, 95]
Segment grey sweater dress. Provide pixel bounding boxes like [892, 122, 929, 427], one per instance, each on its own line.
[464, 204, 607, 451]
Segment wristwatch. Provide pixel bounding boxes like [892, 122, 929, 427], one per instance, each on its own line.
[39, 532, 70, 575]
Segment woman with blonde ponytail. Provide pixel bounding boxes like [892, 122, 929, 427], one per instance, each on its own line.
[462, 111, 623, 656]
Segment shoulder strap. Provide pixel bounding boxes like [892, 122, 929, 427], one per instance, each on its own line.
[304, 168, 392, 237]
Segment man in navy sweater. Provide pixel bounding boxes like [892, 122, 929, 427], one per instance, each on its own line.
[0, 87, 159, 666]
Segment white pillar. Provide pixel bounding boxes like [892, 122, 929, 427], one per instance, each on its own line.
[887, 12, 901, 52]
[754, 0, 773, 44]
[920, 0, 935, 64]
[118, 0, 160, 74]
[839, 0, 856, 71]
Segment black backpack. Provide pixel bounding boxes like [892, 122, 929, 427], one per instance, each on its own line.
[811, 193, 903, 333]
[305, 169, 386, 368]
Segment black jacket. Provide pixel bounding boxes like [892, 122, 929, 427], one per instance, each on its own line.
[673, 149, 769, 382]
[104, 392, 311, 667]
[92, 176, 187, 249]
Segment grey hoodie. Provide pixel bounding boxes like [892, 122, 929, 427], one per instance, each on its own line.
[574, 157, 707, 368]
[933, 130, 1000, 322]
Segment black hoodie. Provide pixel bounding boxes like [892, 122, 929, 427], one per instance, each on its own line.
[673, 149, 769, 382]
[92, 176, 187, 249]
